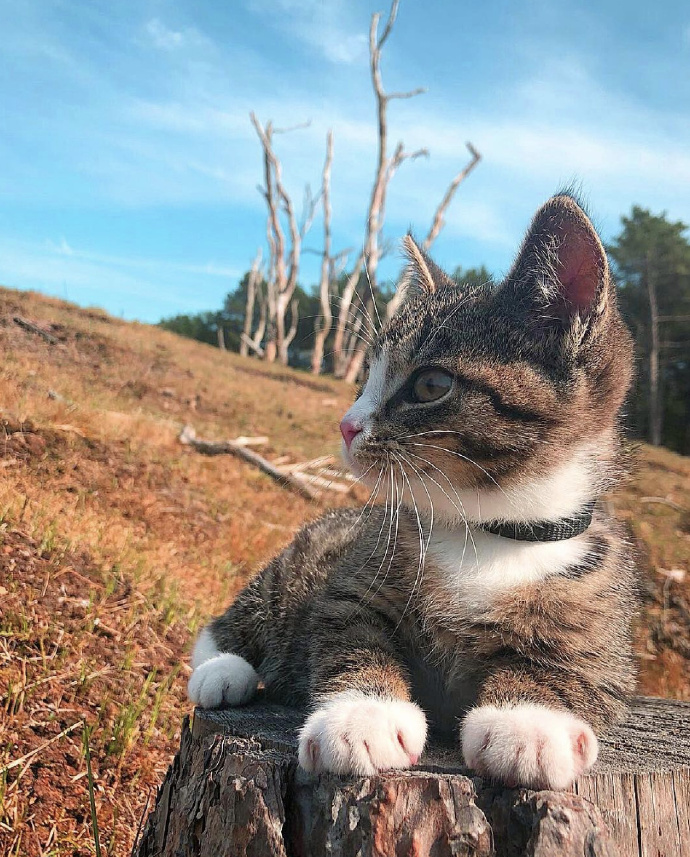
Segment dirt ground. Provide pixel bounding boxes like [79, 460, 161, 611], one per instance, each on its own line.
[0, 287, 688, 856]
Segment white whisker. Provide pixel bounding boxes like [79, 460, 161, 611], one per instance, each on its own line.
[401, 448, 479, 572]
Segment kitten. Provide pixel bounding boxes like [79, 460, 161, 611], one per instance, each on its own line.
[188, 194, 637, 790]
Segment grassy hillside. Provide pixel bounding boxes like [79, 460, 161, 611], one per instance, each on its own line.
[0, 286, 688, 857]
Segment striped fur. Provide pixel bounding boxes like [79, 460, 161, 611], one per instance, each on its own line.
[189, 195, 638, 788]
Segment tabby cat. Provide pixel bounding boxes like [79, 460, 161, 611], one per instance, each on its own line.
[188, 194, 637, 789]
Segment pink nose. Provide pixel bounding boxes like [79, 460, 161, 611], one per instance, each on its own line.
[340, 418, 362, 450]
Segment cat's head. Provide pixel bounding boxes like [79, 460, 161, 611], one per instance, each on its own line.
[340, 194, 634, 524]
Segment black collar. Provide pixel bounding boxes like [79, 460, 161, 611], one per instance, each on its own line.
[477, 503, 596, 542]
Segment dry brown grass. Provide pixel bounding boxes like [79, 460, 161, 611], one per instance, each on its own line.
[0, 286, 688, 856]
[614, 445, 690, 700]
[0, 287, 354, 856]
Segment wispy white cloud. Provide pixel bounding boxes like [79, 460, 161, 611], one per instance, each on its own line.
[246, 0, 368, 64]
[143, 18, 209, 52]
[46, 237, 75, 257]
[39, 240, 243, 280]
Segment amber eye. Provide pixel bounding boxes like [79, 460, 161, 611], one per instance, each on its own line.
[412, 369, 453, 403]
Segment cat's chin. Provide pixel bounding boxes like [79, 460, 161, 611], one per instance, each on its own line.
[341, 442, 376, 485]
[347, 459, 391, 499]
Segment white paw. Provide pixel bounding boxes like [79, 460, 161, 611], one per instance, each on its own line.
[298, 691, 427, 776]
[187, 653, 259, 708]
[461, 704, 598, 790]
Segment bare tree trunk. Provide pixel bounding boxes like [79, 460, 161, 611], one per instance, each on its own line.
[646, 251, 662, 446]
[341, 1, 427, 384]
[240, 249, 263, 358]
[252, 117, 281, 363]
[333, 255, 364, 377]
[344, 296, 376, 383]
[312, 131, 334, 375]
[217, 326, 225, 350]
[264, 275, 278, 364]
[251, 114, 318, 367]
[282, 297, 299, 361]
[253, 282, 268, 348]
[275, 293, 288, 365]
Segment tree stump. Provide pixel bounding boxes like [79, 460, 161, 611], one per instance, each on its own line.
[135, 697, 690, 857]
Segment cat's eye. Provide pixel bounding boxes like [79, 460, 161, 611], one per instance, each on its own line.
[412, 369, 453, 403]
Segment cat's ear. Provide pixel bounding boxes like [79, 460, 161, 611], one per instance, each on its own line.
[505, 195, 611, 329]
[401, 234, 455, 297]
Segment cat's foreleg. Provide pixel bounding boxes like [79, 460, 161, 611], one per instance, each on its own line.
[187, 579, 264, 709]
[187, 627, 259, 708]
[460, 670, 599, 789]
[298, 638, 427, 776]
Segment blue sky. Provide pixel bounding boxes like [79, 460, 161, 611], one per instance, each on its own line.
[1, 0, 689, 323]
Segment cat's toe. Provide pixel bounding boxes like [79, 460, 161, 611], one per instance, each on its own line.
[298, 691, 427, 776]
[461, 703, 598, 790]
[187, 653, 258, 708]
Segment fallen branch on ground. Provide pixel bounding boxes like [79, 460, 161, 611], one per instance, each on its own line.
[13, 316, 59, 345]
[179, 425, 321, 501]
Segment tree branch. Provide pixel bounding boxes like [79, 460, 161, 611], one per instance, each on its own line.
[273, 120, 312, 135]
[386, 87, 427, 101]
[423, 142, 482, 250]
[376, 0, 399, 50]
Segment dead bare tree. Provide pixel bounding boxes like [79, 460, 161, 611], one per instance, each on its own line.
[331, 1, 428, 382]
[337, 1, 480, 383]
[250, 114, 317, 365]
[239, 249, 263, 358]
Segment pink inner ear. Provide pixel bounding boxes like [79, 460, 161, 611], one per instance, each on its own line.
[554, 225, 602, 314]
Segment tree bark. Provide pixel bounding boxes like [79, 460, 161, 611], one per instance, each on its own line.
[135, 696, 690, 857]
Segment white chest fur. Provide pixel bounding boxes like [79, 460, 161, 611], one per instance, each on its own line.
[426, 526, 591, 610]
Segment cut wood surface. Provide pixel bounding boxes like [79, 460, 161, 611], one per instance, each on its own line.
[135, 696, 690, 857]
